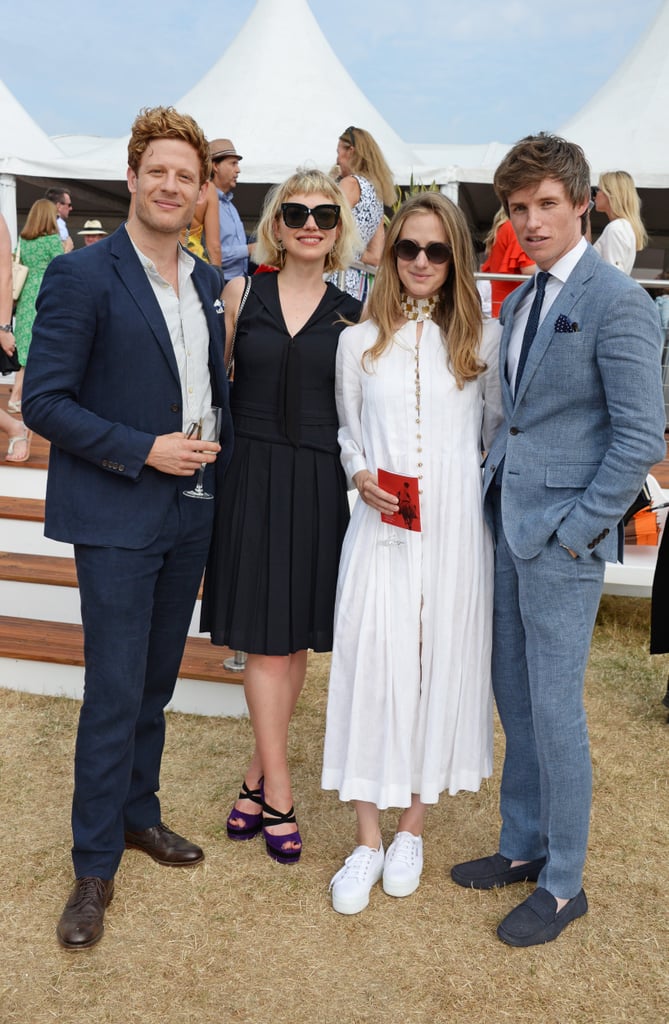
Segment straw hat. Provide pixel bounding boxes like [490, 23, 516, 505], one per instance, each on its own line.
[209, 139, 243, 161]
[77, 219, 107, 236]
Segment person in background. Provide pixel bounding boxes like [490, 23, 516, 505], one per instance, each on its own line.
[181, 180, 222, 268]
[481, 207, 535, 317]
[210, 138, 254, 281]
[323, 192, 501, 915]
[450, 133, 665, 948]
[77, 219, 107, 246]
[45, 186, 74, 253]
[9, 200, 64, 413]
[23, 106, 233, 950]
[201, 169, 361, 866]
[0, 212, 31, 460]
[592, 170, 647, 275]
[329, 125, 395, 301]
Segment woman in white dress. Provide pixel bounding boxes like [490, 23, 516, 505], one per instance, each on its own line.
[322, 192, 503, 915]
[593, 171, 647, 275]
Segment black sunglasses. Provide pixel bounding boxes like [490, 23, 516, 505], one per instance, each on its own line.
[342, 126, 356, 148]
[394, 239, 452, 264]
[281, 203, 341, 230]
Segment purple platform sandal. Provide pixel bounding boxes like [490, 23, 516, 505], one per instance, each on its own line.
[226, 778, 264, 840]
[262, 801, 302, 864]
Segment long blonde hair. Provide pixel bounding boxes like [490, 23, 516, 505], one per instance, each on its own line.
[484, 207, 508, 253]
[338, 126, 395, 206]
[254, 168, 360, 274]
[363, 192, 486, 388]
[598, 171, 648, 251]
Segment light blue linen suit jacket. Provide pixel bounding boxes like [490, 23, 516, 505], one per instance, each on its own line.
[482, 243, 666, 563]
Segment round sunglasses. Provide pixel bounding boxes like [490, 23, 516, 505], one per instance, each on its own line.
[393, 239, 452, 264]
[281, 203, 340, 230]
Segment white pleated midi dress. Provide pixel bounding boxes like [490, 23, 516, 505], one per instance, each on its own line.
[322, 316, 503, 808]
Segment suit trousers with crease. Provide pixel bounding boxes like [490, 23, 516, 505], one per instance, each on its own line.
[71, 473, 215, 879]
[490, 486, 605, 898]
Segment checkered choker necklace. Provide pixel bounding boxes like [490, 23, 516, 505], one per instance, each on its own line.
[400, 294, 438, 322]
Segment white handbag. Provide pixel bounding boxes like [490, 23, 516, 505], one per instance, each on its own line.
[12, 238, 28, 302]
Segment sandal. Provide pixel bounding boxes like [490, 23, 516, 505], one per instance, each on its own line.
[5, 428, 31, 463]
[226, 777, 264, 841]
[7, 400, 21, 413]
[262, 800, 302, 864]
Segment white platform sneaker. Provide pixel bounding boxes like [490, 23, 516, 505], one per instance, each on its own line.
[382, 831, 423, 898]
[330, 842, 385, 915]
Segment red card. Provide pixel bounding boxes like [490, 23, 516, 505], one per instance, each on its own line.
[377, 469, 421, 532]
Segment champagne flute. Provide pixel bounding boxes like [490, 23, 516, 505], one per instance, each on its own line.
[183, 406, 222, 499]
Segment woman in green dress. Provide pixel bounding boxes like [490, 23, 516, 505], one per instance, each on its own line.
[9, 199, 64, 411]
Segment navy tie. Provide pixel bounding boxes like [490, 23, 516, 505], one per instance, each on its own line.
[515, 271, 549, 392]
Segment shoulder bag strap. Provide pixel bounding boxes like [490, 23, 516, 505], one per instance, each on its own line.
[226, 274, 252, 379]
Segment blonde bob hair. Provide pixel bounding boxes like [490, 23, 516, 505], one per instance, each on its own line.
[363, 192, 486, 389]
[21, 199, 59, 240]
[254, 168, 360, 274]
[338, 126, 396, 206]
[598, 170, 648, 251]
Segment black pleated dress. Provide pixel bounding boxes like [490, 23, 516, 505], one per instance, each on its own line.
[201, 272, 362, 655]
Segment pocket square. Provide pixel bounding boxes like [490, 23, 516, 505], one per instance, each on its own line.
[554, 314, 579, 333]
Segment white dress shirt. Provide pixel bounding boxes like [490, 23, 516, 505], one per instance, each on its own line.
[507, 236, 587, 393]
[128, 231, 213, 432]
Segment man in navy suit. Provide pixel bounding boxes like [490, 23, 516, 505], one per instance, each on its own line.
[451, 134, 665, 946]
[23, 107, 233, 950]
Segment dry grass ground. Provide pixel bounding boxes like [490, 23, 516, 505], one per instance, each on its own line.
[1, 595, 667, 1024]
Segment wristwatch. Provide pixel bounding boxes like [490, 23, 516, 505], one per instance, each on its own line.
[0, 324, 13, 332]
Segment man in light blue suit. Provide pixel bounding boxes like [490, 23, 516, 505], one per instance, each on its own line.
[451, 134, 666, 946]
[23, 107, 233, 950]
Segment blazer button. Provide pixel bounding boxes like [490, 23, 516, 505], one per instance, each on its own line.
[587, 541, 595, 549]
[102, 459, 108, 468]
[509, 427, 520, 435]
[603, 528, 609, 537]
[118, 465, 125, 472]
[489, 464, 496, 475]
[170, 403, 180, 413]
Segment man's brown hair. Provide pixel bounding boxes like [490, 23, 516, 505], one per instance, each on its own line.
[494, 132, 590, 212]
[127, 106, 211, 185]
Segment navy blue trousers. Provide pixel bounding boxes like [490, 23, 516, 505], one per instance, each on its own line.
[71, 481, 214, 878]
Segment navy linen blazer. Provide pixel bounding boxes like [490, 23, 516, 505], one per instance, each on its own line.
[482, 243, 666, 564]
[22, 226, 233, 548]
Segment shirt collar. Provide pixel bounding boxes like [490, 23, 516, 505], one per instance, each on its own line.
[218, 189, 234, 203]
[545, 236, 587, 285]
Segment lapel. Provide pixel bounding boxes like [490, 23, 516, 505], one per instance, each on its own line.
[191, 258, 225, 399]
[499, 276, 533, 411]
[511, 246, 596, 407]
[110, 226, 180, 384]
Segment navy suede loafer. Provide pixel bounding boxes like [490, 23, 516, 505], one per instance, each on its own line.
[450, 852, 546, 890]
[497, 887, 588, 947]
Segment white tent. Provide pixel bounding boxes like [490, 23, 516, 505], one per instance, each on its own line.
[559, 0, 669, 187]
[175, 0, 423, 184]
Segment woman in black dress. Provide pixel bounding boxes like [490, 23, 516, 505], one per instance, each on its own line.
[201, 169, 362, 863]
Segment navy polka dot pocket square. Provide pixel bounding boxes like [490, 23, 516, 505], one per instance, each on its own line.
[554, 314, 580, 333]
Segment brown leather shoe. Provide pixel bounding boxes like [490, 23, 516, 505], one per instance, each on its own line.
[124, 822, 204, 866]
[56, 876, 114, 950]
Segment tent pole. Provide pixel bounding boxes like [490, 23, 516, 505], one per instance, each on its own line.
[0, 174, 17, 247]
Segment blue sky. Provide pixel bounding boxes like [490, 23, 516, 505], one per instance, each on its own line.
[1, 0, 663, 144]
